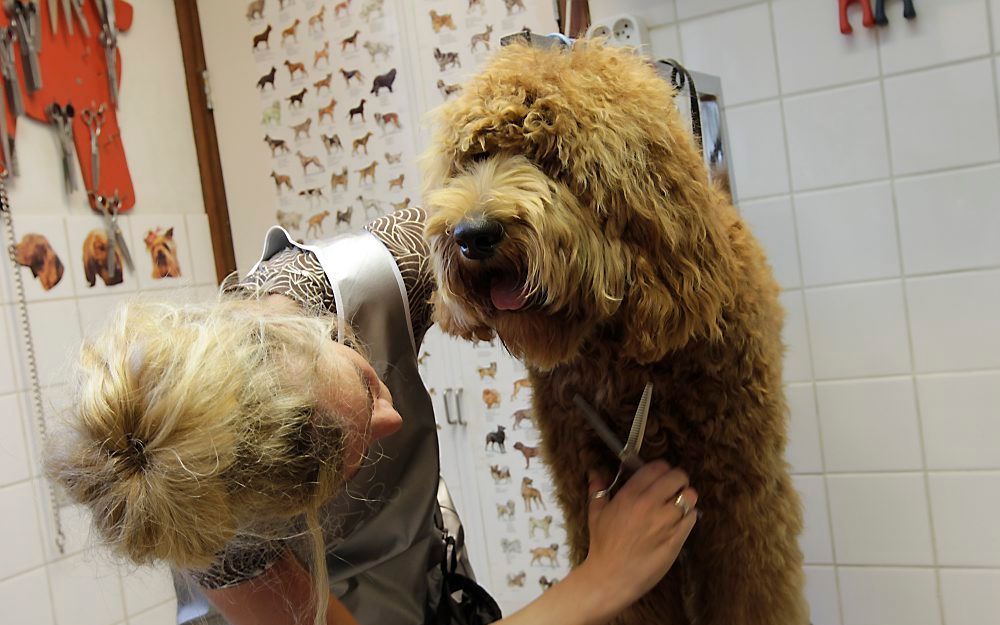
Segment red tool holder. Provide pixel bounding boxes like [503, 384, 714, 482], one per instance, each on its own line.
[1, 0, 134, 211]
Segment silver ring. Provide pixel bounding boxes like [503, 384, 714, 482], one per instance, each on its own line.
[674, 492, 691, 517]
[591, 489, 609, 501]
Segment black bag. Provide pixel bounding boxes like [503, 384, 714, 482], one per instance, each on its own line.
[430, 535, 502, 625]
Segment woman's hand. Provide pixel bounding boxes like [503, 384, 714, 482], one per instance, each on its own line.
[577, 460, 698, 614]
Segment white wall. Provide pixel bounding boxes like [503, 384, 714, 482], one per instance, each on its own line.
[588, 1, 1000, 625]
[0, 1, 218, 624]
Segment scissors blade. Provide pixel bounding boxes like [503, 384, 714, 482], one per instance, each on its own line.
[48, 0, 58, 34]
[97, 203, 118, 276]
[70, 0, 87, 36]
[114, 227, 133, 272]
[573, 394, 627, 459]
[622, 382, 653, 458]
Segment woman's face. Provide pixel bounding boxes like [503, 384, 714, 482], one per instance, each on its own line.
[318, 340, 403, 475]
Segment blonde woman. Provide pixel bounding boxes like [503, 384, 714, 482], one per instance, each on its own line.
[47, 208, 699, 625]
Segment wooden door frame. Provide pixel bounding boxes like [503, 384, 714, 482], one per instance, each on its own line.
[558, 0, 591, 37]
[174, 0, 236, 284]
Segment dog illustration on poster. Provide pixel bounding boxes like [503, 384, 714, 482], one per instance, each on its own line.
[314, 72, 333, 94]
[375, 112, 401, 133]
[429, 10, 456, 33]
[470, 25, 493, 52]
[521, 477, 545, 512]
[363, 41, 392, 62]
[307, 210, 331, 238]
[489, 464, 511, 483]
[513, 442, 539, 469]
[530, 544, 559, 568]
[529, 515, 553, 539]
[322, 134, 343, 154]
[330, 167, 348, 191]
[370, 68, 397, 96]
[485, 425, 506, 452]
[276, 209, 302, 232]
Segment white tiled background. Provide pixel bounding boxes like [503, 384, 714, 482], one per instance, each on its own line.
[0, 1, 215, 624]
[589, 0, 1000, 624]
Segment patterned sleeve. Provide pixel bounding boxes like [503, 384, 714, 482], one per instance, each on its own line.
[364, 206, 435, 345]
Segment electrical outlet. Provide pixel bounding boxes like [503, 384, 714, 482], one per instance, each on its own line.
[585, 14, 650, 51]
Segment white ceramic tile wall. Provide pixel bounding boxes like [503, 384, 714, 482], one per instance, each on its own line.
[587, 1, 1000, 622]
[0, 3, 218, 623]
[838, 567, 941, 625]
[938, 569, 1000, 625]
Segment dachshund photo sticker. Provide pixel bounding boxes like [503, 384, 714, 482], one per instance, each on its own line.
[9, 216, 74, 300]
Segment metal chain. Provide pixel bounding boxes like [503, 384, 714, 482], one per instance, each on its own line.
[0, 172, 66, 555]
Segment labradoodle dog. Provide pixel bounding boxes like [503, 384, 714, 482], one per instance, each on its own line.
[422, 42, 807, 625]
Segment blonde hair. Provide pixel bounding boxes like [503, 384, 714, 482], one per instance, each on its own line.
[46, 296, 356, 624]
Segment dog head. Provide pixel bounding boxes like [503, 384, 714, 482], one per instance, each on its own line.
[144, 227, 181, 279]
[422, 42, 735, 369]
[14, 233, 64, 290]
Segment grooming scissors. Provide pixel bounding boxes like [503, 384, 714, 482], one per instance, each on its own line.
[93, 191, 133, 276]
[82, 103, 105, 191]
[573, 382, 653, 498]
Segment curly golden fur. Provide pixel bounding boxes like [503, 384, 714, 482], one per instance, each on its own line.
[423, 42, 807, 625]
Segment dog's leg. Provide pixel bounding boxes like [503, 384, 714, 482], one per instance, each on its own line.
[681, 474, 809, 625]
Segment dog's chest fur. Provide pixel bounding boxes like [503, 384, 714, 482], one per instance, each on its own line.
[527, 290, 788, 525]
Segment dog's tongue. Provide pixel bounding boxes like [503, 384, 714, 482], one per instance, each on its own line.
[491, 277, 528, 311]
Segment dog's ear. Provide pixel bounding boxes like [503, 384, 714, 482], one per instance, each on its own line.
[617, 190, 737, 363]
[39, 245, 65, 291]
[163, 227, 174, 240]
[84, 256, 97, 287]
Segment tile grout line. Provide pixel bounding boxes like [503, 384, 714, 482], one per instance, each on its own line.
[871, 20, 949, 625]
[722, 50, 1000, 111]
[985, 0, 1000, 164]
[764, 3, 844, 624]
[733, 158, 1000, 206]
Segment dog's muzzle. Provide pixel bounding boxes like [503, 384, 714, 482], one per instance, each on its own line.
[453, 217, 503, 260]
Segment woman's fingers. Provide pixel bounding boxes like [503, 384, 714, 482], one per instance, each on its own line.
[664, 504, 699, 551]
[615, 460, 672, 501]
[644, 468, 691, 507]
[587, 470, 611, 521]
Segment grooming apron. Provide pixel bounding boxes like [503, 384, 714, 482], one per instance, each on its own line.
[176, 228, 442, 625]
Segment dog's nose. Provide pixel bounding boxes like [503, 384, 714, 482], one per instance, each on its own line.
[453, 218, 503, 260]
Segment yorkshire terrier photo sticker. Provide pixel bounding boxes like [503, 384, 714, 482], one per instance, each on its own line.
[144, 227, 182, 279]
[131, 220, 190, 287]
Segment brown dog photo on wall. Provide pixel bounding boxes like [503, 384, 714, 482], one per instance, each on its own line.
[423, 42, 808, 625]
[14, 233, 65, 291]
[144, 227, 181, 279]
[82, 230, 124, 287]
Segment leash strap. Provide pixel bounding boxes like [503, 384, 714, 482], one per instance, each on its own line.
[661, 58, 703, 148]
